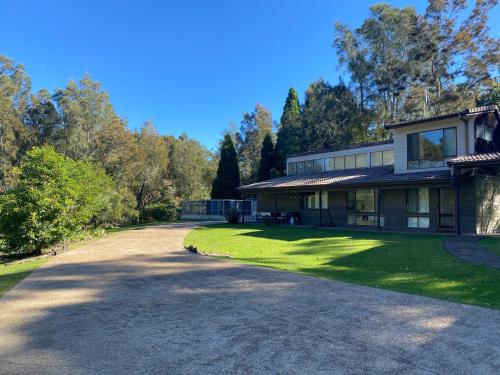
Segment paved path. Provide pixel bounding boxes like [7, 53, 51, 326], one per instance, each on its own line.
[444, 236, 500, 269]
[1, 223, 500, 375]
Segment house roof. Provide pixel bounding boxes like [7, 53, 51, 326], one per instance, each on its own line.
[447, 152, 500, 167]
[238, 167, 451, 192]
[384, 105, 499, 130]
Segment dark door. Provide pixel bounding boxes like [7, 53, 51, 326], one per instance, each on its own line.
[438, 188, 455, 229]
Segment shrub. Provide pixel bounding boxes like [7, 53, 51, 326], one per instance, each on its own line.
[0, 146, 115, 255]
[225, 208, 240, 224]
[141, 202, 177, 222]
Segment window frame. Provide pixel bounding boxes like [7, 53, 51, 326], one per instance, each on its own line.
[407, 127, 457, 170]
[406, 188, 430, 229]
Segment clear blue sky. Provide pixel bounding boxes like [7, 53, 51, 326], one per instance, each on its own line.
[2, 1, 498, 150]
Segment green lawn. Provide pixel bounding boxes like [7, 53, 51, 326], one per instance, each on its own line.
[0, 258, 48, 297]
[184, 224, 500, 309]
[479, 237, 500, 257]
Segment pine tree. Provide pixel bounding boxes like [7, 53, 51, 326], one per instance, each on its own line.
[257, 133, 275, 182]
[276, 88, 301, 173]
[211, 134, 240, 199]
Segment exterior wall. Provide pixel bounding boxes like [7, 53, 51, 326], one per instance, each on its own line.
[393, 117, 468, 174]
[256, 186, 448, 232]
[459, 177, 476, 234]
[476, 175, 500, 234]
[383, 189, 407, 230]
[326, 191, 347, 227]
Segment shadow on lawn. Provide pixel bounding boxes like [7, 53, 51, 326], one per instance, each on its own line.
[2, 229, 500, 373]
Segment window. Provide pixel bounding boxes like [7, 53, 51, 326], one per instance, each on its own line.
[407, 127, 457, 169]
[476, 126, 493, 141]
[301, 191, 328, 209]
[406, 188, 430, 228]
[382, 150, 394, 165]
[305, 160, 314, 173]
[296, 161, 305, 174]
[287, 162, 296, 175]
[347, 189, 376, 226]
[313, 159, 324, 172]
[345, 154, 355, 169]
[334, 156, 345, 170]
[348, 190, 375, 213]
[371, 151, 383, 167]
[325, 158, 335, 171]
[355, 153, 368, 168]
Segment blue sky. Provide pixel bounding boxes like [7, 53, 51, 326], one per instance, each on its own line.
[2, 1, 499, 150]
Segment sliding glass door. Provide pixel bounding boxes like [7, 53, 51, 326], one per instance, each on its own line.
[438, 188, 455, 230]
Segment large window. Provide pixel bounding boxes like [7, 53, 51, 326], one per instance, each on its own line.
[325, 158, 335, 171]
[305, 160, 314, 173]
[313, 159, 324, 172]
[287, 162, 297, 175]
[355, 153, 368, 168]
[407, 127, 457, 169]
[334, 156, 345, 170]
[296, 161, 305, 174]
[406, 188, 430, 228]
[345, 154, 356, 169]
[347, 189, 376, 226]
[371, 150, 394, 167]
[301, 191, 328, 209]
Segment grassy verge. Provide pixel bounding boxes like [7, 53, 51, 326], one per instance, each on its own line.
[0, 258, 48, 297]
[184, 224, 500, 309]
[479, 237, 500, 257]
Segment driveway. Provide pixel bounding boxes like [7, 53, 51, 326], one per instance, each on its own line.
[1, 223, 499, 375]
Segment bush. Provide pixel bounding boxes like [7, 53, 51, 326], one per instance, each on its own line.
[225, 208, 240, 224]
[141, 202, 177, 222]
[0, 146, 115, 256]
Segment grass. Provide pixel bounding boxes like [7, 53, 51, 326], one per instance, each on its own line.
[479, 237, 500, 257]
[184, 224, 500, 309]
[0, 258, 48, 297]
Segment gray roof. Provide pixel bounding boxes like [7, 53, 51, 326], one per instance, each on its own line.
[448, 152, 500, 166]
[384, 105, 499, 130]
[238, 167, 451, 192]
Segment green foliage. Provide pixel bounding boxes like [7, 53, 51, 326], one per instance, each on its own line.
[141, 202, 177, 223]
[257, 133, 275, 181]
[335, 1, 499, 124]
[211, 134, 240, 199]
[276, 87, 302, 172]
[236, 104, 274, 184]
[477, 82, 500, 107]
[167, 134, 217, 202]
[0, 146, 115, 255]
[302, 80, 365, 152]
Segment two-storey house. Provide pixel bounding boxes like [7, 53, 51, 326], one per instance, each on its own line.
[238, 106, 500, 234]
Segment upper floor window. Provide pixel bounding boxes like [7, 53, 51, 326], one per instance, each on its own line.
[370, 150, 394, 167]
[476, 125, 493, 141]
[407, 127, 457, 169]
[287, 162, 297, 175]
[313, 159, 324, 172]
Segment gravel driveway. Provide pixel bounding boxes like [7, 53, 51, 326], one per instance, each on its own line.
[1, 222, 499, 374]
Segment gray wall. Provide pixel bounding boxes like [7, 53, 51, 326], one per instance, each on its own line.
[476, 175, 500, 234]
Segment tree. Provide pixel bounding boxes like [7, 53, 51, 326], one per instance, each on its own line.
[302, 80, 365, 152]
[23, 89, 61, 151]
[211, 134, 240, 199]
[334, 1, 500, 124]
[0, 56, 32, 188]
[168, 134, 217, 202]
[477, 81, 500, 107]
[0, 146, 115, 255]
[257, 133, 275, 182]
[132, 122, 172, 211]
[54, 74, 119, 160]
[276, 87, 302, 172]
[236, 104, 274, 184]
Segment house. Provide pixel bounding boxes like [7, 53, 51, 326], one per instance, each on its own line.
[238, 106, 500, 235]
